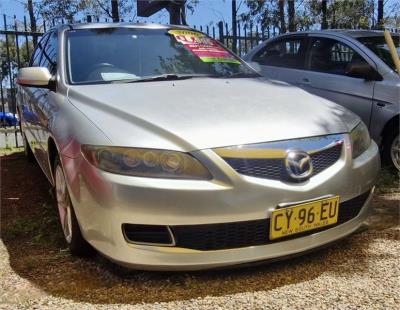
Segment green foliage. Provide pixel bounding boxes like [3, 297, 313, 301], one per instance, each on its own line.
[241, 0, 396, 31]
[83, 0, 134, 20]
[376, 168, 400, 194]
[35, 0, 198, 22]
[2, 202, 64, 247]
[241, 0, 281, 29]
[0, 37, 33, 81]
[37, 0, 89, 22]
[325, 0, 373, 29]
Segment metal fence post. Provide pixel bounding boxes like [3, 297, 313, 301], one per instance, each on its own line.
[218, 21, 224, 44]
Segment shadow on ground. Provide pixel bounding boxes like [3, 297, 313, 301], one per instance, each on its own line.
[1, 152, 399, 305]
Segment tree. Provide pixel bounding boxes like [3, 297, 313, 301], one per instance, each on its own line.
[88, 0, 133, 21]
[377, 0, 384, 29]
[35, 0, 134, 23]
[0, 37, 33, 83]
[111, 0, 119, 22]
[278, 0, 286, 33]
[27, 0, 37, 46]
[287, 0, 295, 32]
[321, 0, 328, 29]
[383, 0, 400, 29]
[37, 0, 88, 22]
[241, 0, 286, 36]
[304, 0, 372, 30]
[232, 0, 238, 53]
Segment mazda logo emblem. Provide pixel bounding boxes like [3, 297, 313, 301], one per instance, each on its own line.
[285, 150, 313, 179]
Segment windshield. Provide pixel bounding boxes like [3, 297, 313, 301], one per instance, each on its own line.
[66, 27, 258, 84]
[356, 35, 400, 72]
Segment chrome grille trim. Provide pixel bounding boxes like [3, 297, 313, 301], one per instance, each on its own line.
[214, 134, 345, 181]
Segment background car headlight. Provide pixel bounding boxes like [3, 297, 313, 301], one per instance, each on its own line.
[81, 145, 212, 180]
[350, 121, 371, 158]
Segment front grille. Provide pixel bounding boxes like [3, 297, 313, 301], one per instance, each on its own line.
[311, 144, 343, 175]
[223, 143, 343, 181]
[170, 190, 371, 251]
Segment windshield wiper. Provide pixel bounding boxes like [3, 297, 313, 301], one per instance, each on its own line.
[223, 72, 261, 78]
[113, 74, 211, 84]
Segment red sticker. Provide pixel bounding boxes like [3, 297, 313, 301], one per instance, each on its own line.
[169, 30, 240, 64]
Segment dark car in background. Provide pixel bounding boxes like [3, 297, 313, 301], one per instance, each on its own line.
[245, 30, 400, 170]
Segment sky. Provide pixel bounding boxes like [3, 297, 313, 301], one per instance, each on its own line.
[0, 0, 247, 28]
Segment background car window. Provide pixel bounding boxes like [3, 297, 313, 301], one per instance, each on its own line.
[356, 35, 400, 72]
[40, 32, 58, 74]
[30, 33, 49, 67]
[308, 38, 368, 76]
[253, 38, 306, 69]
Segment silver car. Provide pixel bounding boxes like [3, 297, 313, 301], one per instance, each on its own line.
[244, 30, 400, 170]
[17, 23, 380, 271]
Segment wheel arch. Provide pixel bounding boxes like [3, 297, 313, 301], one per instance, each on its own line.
[381, 114, 399, 144]
[47, 137, 59, 185]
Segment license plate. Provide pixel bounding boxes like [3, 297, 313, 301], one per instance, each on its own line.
[270, 196, 340, 240]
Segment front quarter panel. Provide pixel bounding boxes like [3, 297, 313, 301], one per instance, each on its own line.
[49, 94, 112, 159]
[370, 72, 400, 144]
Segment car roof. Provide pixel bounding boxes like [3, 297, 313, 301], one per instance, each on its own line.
[278, 29, 399, 39]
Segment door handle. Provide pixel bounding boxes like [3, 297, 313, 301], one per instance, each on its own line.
[297, 78, 310, 87]
[376, 101, 386, 108]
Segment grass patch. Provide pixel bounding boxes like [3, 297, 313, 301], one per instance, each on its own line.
[2, 202, 64, 248]
[376, 168, 399, 194]
[0, 147, 24, 156]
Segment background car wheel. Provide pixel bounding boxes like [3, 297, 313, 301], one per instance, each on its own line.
[389, 134, 400, 171]
[22, 133, 35, 162]
[383, 130, 400, 171]
[54, 156, 95, 256]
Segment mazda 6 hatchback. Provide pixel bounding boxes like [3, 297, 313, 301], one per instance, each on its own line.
[16, 23, 380, 270]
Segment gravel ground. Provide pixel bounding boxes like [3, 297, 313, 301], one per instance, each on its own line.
[1, 152, 399, 310]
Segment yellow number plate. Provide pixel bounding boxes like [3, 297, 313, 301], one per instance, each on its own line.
[270, 196, 340, 240]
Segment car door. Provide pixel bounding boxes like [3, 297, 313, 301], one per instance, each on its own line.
[32, 31, 58, 179]
[298, 35, 375, 127]
[250, 35, 308, 83]
[19, 33, 50, 156]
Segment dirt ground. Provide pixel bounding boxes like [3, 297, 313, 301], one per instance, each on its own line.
[0, 151, 399, 309]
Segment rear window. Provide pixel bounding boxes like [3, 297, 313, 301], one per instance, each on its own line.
[357, 35, 400, 72]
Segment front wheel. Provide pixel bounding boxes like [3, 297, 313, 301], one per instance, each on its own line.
[389, 134, 400, 171]
[54, 156, 95, 256]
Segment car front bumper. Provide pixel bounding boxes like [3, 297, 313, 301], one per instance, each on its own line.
[61, 136, 380, 270]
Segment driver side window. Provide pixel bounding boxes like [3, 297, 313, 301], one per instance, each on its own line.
[307, 38, 368, 77]
[252, 37, 306, 69]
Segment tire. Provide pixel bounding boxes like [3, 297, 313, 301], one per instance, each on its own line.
[54, 156, 95, 256]
[22, 132, 35, 163]
[382, 129, 400, 171]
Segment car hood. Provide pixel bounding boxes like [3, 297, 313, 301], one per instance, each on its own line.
[67, 78, 360, 152]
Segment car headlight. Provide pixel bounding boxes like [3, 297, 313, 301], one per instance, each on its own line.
[81, 145, 212, 180]
[350, 121, 371, 158]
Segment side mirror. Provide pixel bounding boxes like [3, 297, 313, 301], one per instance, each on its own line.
[16, 67, 55, 89]
[345, 62, 383, 81]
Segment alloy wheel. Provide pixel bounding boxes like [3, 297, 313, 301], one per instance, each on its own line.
[390, 134, 400, 171]
[55, 165, 73, 243]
